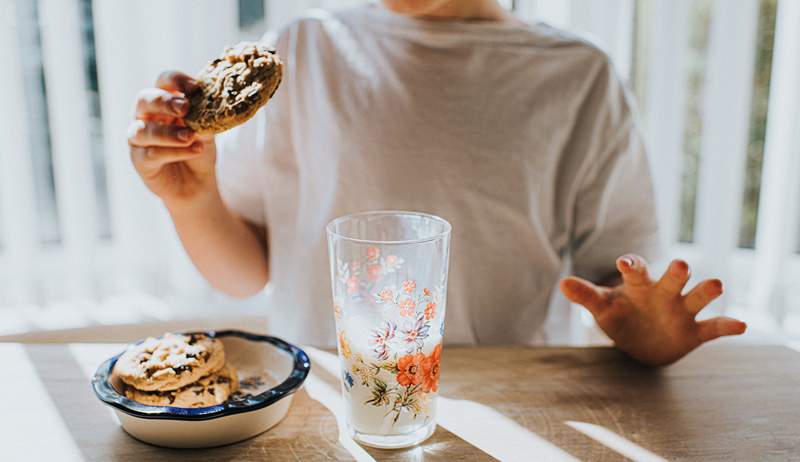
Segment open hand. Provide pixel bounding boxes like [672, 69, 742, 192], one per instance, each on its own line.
[560, 255, 747, 366]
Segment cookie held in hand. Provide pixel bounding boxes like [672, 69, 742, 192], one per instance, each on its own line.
[184, 41, 283, 135]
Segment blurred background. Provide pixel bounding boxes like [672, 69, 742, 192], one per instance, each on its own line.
[0, 0, 798, 341]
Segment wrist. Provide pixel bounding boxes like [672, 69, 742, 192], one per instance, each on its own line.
[163, 185, 225, 221]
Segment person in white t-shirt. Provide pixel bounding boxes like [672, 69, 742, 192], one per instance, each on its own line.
[127, 0, 746, 365]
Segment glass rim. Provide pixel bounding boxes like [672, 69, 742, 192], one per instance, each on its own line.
[326, 210, 452, 245]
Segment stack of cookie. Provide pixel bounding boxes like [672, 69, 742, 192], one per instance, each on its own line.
[115, 333, 239, 408]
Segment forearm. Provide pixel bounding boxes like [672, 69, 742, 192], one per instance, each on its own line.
[166, 189, 269, 298]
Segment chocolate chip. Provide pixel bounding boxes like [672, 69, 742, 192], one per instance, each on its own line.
[173, 365, 192, 374]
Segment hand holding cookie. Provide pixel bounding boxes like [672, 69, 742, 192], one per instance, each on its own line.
[128, 41, 283, 211]
[128, 71, 218, 210]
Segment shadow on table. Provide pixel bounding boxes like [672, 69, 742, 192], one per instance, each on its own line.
[23, 344, 498, 461]
[305, 346, 500, 462]
[35, 343, 782, 461]
[363, 425, 499, 462]
[23, 344, 350, 461]
[437, 346, 690, 461]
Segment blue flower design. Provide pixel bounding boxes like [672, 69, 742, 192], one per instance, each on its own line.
[343, 371, 354, 390]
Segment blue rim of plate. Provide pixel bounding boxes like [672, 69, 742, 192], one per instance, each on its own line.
[91, 330, 311, 421]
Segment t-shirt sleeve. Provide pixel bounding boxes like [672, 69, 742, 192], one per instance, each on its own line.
[214, 27, 294, 227]
[570, 60, 662, 283]
[215, 109, 267, 226]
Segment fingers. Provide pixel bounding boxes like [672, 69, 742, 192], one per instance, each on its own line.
[155, 70, 199, 94]
[128, 120, 195, 148]
[655, 259, 691, 298]
[560, 276, 608, 317]
[130, 143, 204, 171]
[684, 279, 724, 316]
[135, 88, 190, 119]
[697, 317, 747, 343]
[616, 254, 652, 287]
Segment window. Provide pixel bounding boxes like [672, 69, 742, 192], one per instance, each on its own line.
[677, 0, 712, 244]
[79, 0, 112, 241]
[239, 0, 266, 30]
[2, 0, 799, 338]
[738, 0, 778, 249]
[15, 0, 60, 246]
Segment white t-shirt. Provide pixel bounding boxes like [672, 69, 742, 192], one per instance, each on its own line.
[216, 5, 661, 347]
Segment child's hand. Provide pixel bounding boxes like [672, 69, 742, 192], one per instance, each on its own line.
[128, 71, 217, 211]
[559, 255, 747, 366]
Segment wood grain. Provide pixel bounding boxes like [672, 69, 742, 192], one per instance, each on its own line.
[5, 343, 800, 461]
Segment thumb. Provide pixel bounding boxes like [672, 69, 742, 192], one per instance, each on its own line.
[560, 276, 608, 318]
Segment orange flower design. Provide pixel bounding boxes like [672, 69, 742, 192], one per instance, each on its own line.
[385, 255, 398, 268]
[333, 303, 342, 321]
[377, 288, 394, 302]
[396, 353, 426, 386]
[423, 288, 431, 297]
[402, 280, 416, 293]
[367, 246, 381, 260]
[366, 264, 382, 281]
[338, 331, 352, 359]
[421, 344, 442, 393]
[424, 302, 437, 320]
[398, 298, 416, 317]
[346, 276, 359, 295]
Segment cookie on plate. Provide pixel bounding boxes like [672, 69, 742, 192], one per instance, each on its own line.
[123, 364, 239, 408]
[184, 41, 283, 134]
[115, 333, 225, 392]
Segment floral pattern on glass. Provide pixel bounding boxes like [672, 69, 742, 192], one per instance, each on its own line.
[348, 343, 442, 424]
[374, 280, 440, 322]
[371, 321, 397, 361]
[336, 250, 406, 299]
[401, 315, 431, 353]
[343, 371, 355, 390]
[333, 246, 444, 428]
[338, 330, 352, 359]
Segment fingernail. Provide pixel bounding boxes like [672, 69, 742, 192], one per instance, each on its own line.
[621, 257, 634, 268]
[674, 260, 689, 271]
[171, 98, 188, 114]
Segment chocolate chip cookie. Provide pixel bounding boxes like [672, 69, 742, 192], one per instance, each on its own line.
[123, 364, 239, 408]
[184, 41, 283, 134]
[115, 333, 225, 392]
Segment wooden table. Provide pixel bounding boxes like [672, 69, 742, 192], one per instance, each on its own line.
[3, 341, 799, 461]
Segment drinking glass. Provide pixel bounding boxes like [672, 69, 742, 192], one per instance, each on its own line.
[326, 211, 452, 449]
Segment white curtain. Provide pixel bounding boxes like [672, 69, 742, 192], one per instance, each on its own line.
[0, 0, 798, 336]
